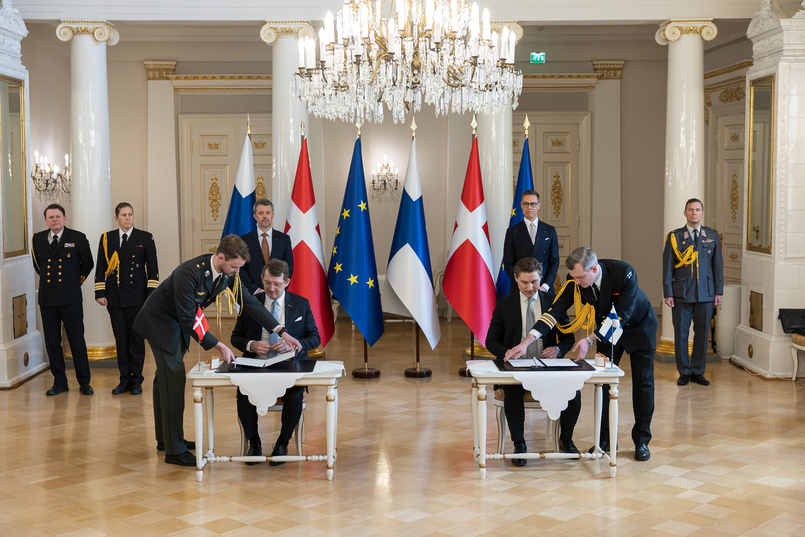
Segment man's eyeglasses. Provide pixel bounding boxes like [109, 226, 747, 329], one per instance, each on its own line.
[521, 202, 539, 208]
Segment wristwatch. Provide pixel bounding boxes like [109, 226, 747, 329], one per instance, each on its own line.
[275, 326, 286, 337]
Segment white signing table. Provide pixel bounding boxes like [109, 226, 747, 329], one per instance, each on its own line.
[186, 361, 345, 482]
[468, 359, 624, 478]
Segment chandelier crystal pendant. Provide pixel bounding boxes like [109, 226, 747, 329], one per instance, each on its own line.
[293, 0, 523, 124]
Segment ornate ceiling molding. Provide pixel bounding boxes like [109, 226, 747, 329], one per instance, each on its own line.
[591, 60, 626, 80]
[260, 21, 314, 44]
[705, 60, 753, 80]
[143, 60, 177, 81]
[655, 19, 717, 46]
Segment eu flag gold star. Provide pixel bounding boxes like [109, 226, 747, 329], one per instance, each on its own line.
[334, 262, 342, 273]
[332, 246, 337, 255]
[358, 200, 367, 211]
[342, 209, 350, 218]
[366, 278, 375, 288]
[348, 274, 358, 285]
[511, 208, 516, 217]
[336, 226, 340, 235]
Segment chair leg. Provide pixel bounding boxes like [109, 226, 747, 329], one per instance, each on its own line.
[792, 346, 800, 381]
[238, 418, 248, 456]
[295, 409, 305, 456]
[496, 405, 506, 454]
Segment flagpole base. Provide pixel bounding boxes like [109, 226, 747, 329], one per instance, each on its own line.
[458, 366, 471, 377]
[464, 344, 494, 358]
[352, 367, 380, 379]
[404, 367, 432, 378]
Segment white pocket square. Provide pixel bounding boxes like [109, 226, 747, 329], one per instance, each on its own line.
[294, 316, 302, 322]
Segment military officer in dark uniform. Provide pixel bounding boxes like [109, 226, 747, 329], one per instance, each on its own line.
[134, 234, 302, 466]
[95, 202, 159, 395]
[32, 203, 94, 396]
[662, 198, 723, 386]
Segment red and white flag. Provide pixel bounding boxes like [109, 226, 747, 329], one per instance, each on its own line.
[193, 306, 210, 341]
[443, 135, 497, 346]
[284, 137, 335, 346]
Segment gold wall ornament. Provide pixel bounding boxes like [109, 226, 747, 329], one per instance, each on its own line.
[719, 85, 746, 104]
[260, 21, 315, 44]
[730, 171, 739, 222]
[143, 60, 177, 81]
[56, 21, 119, 44]
[656, 20, 718, 45]
[209, 175, 222, 221]
[591, 60, 626, 80]
[253, 141, 267, 149]
[550, 139, 564, 147]
[730, 133, 740, 142]
[729, 253, 739, 261]
[551, 172, 563, 218]
[704, 90, 713, 107]
[207, 142, 221, 150]
[255, 174, 267, 200]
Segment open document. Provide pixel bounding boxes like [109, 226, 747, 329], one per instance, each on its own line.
[234, 350, 295, 369]
[508, 358, 579, 368]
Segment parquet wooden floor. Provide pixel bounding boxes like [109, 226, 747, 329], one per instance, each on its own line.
[1, 318, 804, 536]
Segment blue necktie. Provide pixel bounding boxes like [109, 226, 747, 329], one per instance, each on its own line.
[268, 300, 280, 357]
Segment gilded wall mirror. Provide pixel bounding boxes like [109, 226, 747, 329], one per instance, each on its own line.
[1, 75, 27, 258]
[746, 75, 774, 254]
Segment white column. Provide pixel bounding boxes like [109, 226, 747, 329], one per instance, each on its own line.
[261, 22, 313, 230]
[56, 21, 119, 358]
[591, 60, 625, 259]
[655, 20, 717, 355]
[143, 61, 181, 275]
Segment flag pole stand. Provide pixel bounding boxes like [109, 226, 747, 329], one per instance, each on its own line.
[458, 331, 473, 377]
[405, 321, 431, 378]
[353, 338, 380, 378]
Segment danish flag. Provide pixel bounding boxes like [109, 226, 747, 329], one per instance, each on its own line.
[443, 135, 497, 346]
[193, 306, 210, 341]
[284, 136, 335, 346]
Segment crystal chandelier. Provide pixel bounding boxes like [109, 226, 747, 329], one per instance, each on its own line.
[371, 155, 401, 200]
[293, 0, 523, 124]
[31, 151, 71, 201]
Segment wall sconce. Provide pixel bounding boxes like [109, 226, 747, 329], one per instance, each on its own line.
[31, 151, 71, 201]
[371, 155, 400, 201]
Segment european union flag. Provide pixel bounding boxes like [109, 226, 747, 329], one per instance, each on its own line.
[327, 137, 385, 346]
[496, 134, 535, 297]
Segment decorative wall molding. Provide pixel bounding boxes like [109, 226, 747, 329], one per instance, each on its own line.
[704, 79, 747, 108]
[143, 60, 176, 81]
[56, 20, 119, 45]
[168, 74, 272, 81]
[591, 60, 626, 80]
[705, 60, 753, 80]
[655, 19, 718, 46]
[260, 21, 314, 44]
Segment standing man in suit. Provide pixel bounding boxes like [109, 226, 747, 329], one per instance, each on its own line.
[662, 198, 723, 386]
[239, 198, 293, 295]
[503, 190, 559, 295]
[95, 202, 159, 396]
[506, 247, 658, 461]
[486, 257, 579, 466]
[231, 259, 320, 466]
[32, 203, 94, 396]
[134, 234, 302, 466]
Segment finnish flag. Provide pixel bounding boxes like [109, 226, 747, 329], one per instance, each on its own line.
[599, 305, 623, 346]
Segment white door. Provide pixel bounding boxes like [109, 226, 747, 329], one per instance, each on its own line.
[715, 114, 744, 284]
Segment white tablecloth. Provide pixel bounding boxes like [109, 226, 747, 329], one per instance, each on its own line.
[468, 360, 593, 420]
[219, 361, 345, 415]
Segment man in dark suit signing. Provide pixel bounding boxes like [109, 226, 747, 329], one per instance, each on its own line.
[486, 257, 578, 466]
[506, 247, 657, 461]
[134, 235, 302, 466]
[503, 190, 560, 295]
[662, 198, 723, 386]
[239, 198, 293, 295]
[32, 203, 94, 396]
[231, 259, 320, 466]
[95, 202, 159, 395]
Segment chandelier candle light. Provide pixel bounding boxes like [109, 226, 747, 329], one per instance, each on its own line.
[31, 151, 71, 200]
[293, 0, 523, 124]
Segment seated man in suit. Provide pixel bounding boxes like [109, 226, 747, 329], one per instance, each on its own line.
[486, 257, 579, 466]
[231, 259, 320, 465]
[239, 198, 294, 295]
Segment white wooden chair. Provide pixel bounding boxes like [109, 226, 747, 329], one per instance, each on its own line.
[791, 332, 805, 380]
[493, 388, 560, 454]
[239, 398, 306, 456]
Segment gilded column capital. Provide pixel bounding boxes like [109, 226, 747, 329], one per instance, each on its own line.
[260, 21, 315, 44]
[655, 20, 717, 46]
[57, 20, 119, 45]
[592, 60, 626, 80]
[143, 60, 177, 81]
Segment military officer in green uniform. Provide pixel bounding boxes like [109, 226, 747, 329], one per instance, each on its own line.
[134, 234, 302, 466]
[95, 202, 159, 395]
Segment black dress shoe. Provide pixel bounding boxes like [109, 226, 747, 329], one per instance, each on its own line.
[165, 452, 196, 466]
[692, 374, 710, 386]
[245, 442, 262, 465]
[46, 385, 69, 396]
[79, 384, 94, 395]
[677, 374, 690, 386]
[269, 443, 288, 466]
[111, 382, 130, 395]
[558, 439, 580, 454]
[512, 442, 527, 467]
[635, 443, 651, 461]
[130, 384, 143, 395]
[157, 439, 196, 451]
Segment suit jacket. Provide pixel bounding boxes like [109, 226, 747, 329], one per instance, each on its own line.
[94, 228, 159, 308]
[230, 291, 320, 360]
[503, 219, 560, 293]
[239, 229, 294, 294]
[134, 254, 281, 353]
[662, 225, 723, 303]
[32, 227, 93, 307]
[486, 290, 575, 360]
[534, 259, 657, 354]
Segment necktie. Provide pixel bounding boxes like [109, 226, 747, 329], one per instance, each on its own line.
[261, 232, 270, 264]
[529, 221, 536, 245]
[51, 234, 59, 250]
[525, 297, 543, 358]
[212, 275, 222, 293]
[121, 233, 128, 249]
[592, 284, 599, 302]
[268, 300, 280, 357]
[693, 228, 699, 246]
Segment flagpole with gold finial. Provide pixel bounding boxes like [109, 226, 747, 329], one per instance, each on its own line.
[247, 113, 251, 136]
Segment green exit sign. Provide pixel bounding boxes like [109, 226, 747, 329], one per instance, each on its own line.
[530, 52, 546, 64]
